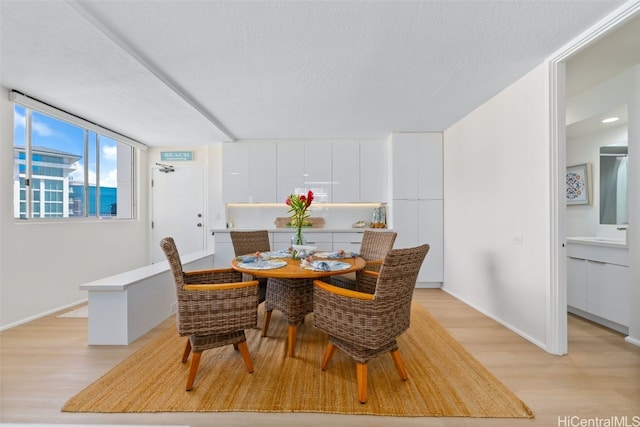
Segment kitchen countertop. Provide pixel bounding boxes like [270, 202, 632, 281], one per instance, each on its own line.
[211, 228, 391, 234]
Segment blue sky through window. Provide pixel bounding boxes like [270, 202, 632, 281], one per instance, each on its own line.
[13, 104, 118, 187]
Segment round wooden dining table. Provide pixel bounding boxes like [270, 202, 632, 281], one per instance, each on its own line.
[231, 255, 365, 357]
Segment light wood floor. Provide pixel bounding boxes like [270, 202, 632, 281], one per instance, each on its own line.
[1, 289, 638, 427]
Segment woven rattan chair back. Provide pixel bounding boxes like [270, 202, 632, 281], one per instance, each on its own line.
[316, 243, 429, 350]
[350, 230, 398, 293]
[159, 237, 259, 390]
[230, 230, 270, 304]
[160, 236, 258, 336]
[230, 230, 271, 256]
[359, 230, 397, 263]
[313, 243, 429, 403]
[370, 243, 429, 338]
[161, 236, 186, 289]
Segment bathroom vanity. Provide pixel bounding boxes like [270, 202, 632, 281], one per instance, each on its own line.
[566, 237, 629, 333]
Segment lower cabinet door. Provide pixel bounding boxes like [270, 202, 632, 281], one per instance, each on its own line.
[332, 232, 363, 253]
[418, 200, 443, 283]
[586, 261, 629, 326]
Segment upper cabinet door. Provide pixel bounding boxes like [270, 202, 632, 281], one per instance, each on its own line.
[222, 143, 250, 203]
[417, 133, 443, 200]
[332, 140, 360, 202]
[277, 141, 305, 202]
[360, 139, 388, 202]
[391, 133, 418, 200]
[222, 142, 277, 203]
[304, 140, 332, 203]
[248, 141, 277, 202]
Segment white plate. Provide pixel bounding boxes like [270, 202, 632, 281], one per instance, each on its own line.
[292, 245, 317, 254]
[314, 251, 355, 259]
[237, 260, 287, 270]
[305, 260, 352, 272]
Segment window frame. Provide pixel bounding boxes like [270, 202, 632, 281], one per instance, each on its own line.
[11, 91, 145, 221]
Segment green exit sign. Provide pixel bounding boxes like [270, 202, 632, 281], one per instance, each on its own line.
[160, 151, 193, 161]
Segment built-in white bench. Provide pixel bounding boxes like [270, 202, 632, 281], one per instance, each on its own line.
[80, 250, 214, 345]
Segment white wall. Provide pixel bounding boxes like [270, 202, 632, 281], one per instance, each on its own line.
[443, 64, 550, 349]
[0, 86, 151, 329]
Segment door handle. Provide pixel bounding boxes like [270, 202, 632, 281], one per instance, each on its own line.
[197, 223, 202, 227]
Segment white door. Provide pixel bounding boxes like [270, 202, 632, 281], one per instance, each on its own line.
[151, 166, 205, 263]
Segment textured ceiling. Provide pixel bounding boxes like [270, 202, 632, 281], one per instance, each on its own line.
[0, 0, 627, 146]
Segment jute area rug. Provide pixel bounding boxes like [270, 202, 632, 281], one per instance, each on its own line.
[62, 304, 533, 418]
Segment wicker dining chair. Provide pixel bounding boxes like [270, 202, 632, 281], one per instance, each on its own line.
[313, 243, 429, 403]
[331, 230, 397, 294]
[230, 230, 271, 304]
[160, 237, 259, 391]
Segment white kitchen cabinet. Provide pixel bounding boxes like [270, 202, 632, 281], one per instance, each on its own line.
[418, 200, 444, 283]
[360, 139, 388, 202]
[332, 140, 360, 202]
[272, 230, 332, 252]
[272, 232, 293, 250]
[222, 143, 249, 203]
[305, 141, 332, 203]
[277, 141, 305, 202]
[391, 200, 443, 283]
[417, 133, 443, 199]
[332, 231, 364, 253]
[390, 132, 444, 285]
[300, 231, 332, 252]
[248, 142, 277, 202]
[333, 139, 388, 203]
[391, 199, 419, 249]
[222, 141, 277, 203]
[277, 141, 332, 203]
[391, 133, 419, 200]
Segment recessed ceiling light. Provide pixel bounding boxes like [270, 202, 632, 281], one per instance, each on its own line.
[602, 117, 619, 123]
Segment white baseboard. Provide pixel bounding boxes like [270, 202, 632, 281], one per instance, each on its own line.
[416, 282, 443, 289]
[624, 336, 640, 347]
[0, 298, 88, 331]
[442, 287, 548, 352]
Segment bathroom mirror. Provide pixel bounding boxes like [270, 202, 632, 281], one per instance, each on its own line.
[600, 143, 628, 225]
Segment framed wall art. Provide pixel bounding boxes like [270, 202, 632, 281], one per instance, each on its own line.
[566, 163, 592, 205]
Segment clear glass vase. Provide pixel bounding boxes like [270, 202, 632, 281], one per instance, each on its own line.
[291, 229, 306, 259]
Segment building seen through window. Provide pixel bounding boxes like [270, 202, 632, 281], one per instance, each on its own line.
[12, 103, 134, 219]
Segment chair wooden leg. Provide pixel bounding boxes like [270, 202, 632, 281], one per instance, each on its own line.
[181, 339, 192, 363]
[321, 342, 337, 371]
[262, 311, 272, 337]
[287, 324, 297, 357]
[357, 362, 368, 403]
[237, 341, 254, 373]
[390, 348, 408, 380]
[186, 351, 202, 391]
[233, 343, 239, 351]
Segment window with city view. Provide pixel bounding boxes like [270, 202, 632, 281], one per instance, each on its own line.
[13, 103, 134, 219]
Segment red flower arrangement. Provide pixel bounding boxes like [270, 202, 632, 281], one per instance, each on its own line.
[286, 190, 314, 247]
[286, 190, 314, 228]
